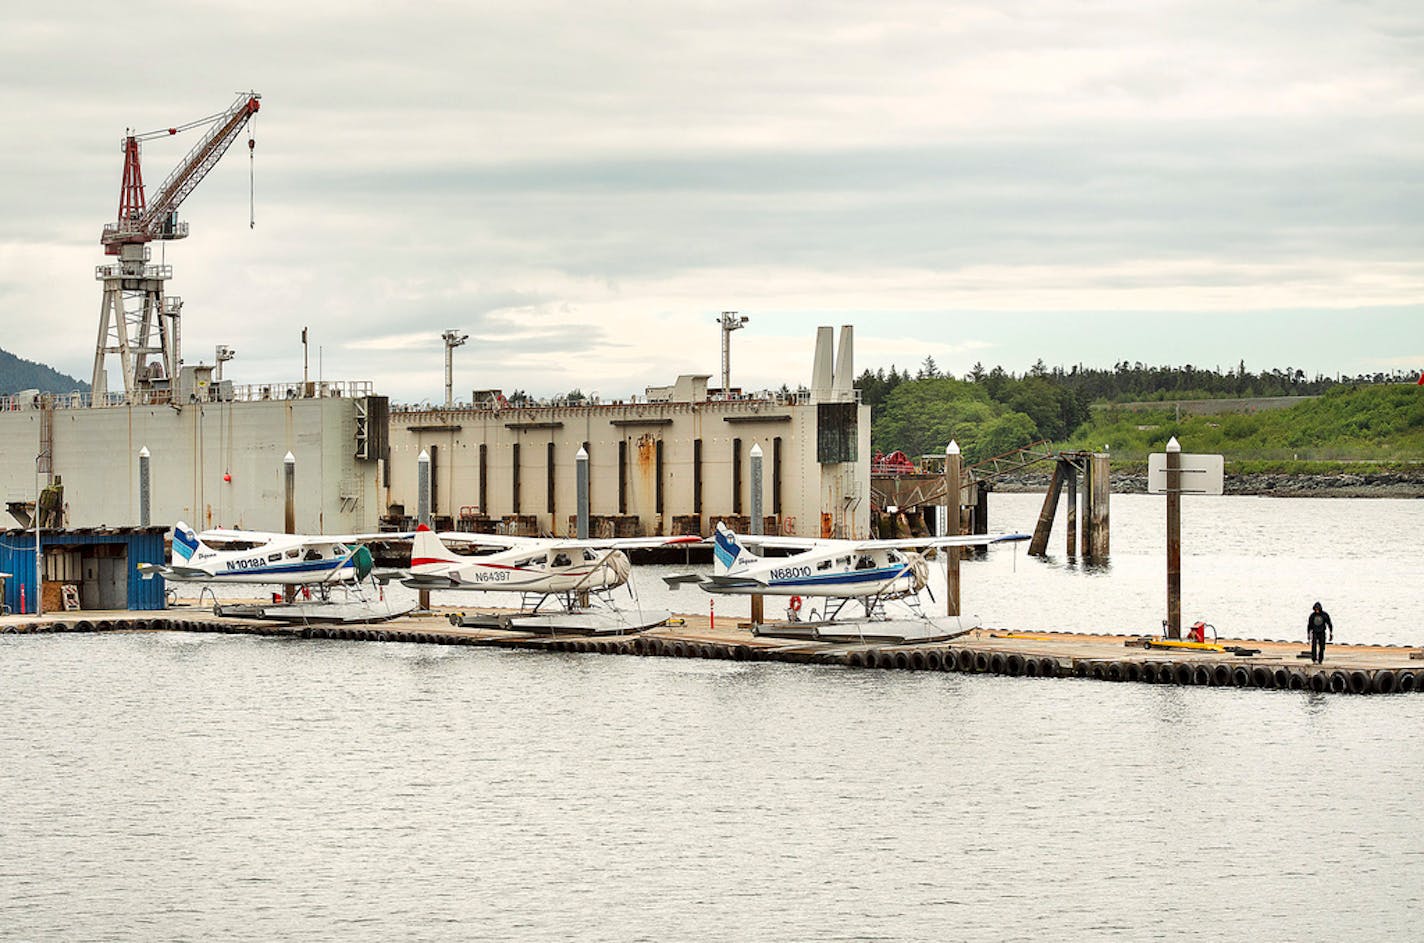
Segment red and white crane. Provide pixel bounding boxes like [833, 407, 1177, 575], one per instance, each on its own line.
[92, 92, 261, 400]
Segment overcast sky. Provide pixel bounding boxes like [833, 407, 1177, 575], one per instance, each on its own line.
[2, 1, 1421, 402]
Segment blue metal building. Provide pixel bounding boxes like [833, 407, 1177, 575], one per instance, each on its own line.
[0, 528, 166, 614]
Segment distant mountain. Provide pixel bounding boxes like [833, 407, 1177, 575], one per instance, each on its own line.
[0, 348, 90, 394]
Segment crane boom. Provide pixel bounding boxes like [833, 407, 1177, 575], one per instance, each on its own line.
[101, 91, 261, 252]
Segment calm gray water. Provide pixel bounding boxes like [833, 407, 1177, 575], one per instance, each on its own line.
[3, 495, 1423, 941]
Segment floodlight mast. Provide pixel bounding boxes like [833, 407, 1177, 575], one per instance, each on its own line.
[442, 330, 469, 408]
[718, 311, 749, 397]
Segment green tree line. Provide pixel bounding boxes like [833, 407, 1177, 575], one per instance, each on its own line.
[859, 357, 1424, 464]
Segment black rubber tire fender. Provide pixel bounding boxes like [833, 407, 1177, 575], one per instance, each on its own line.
[989, 652, 1007, 674]
[1328, 671, 1349, 694]
[1396, 670, 1418, 694]
[1231, 665, 1251, 687]
[1006, 653, 1025, 676]
[1348, 670, 1370, 695]
[1251, 666, 1273, 688]
[1212, 663, 1233, 686]
[1372, 670, 1398, 695]
[909, 650, 928, 671]
[1038, 658, 1060, 678]
[972, 651, 990, 673]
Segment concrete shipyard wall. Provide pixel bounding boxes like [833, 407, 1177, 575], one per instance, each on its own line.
[385, 399, 871, 538]
[0, 399, 379, 534]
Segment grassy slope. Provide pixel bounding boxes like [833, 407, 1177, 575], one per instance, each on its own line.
[1056, 385, 1424, 466]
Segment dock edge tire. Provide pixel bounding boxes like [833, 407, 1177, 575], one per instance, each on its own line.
[1285, 669, 1307, 690]
[1006, 654, 1025, 677]
[873, 650, 895, 670]
[1141, 662, 1160, 684]
[1023, 657, 1041, 678]
[957, 649, 975, 672]
[1272, 667, 1291, 689]
[1348, 670, 1371, 695]
[909, 651, 928, 671]
[973, 652, 991, 673]
[1173, 663, 1192, 685]
[1232, 665, 1251, 688]
[1328, 671, 1349, 694]
[924, 650, 944, 671]
[1038, 658, 1059, 678]
[1192, 665, 1212, 686]
[1308, 672, 1328, 692]
[669, 641, 687, 658]
[1396, 670, 1418, 694]
[733, 644, 753, 661]
[989, 652, 1007, 674]
[1251, 666, 1272, 688]
[1372, 670, 1398, 695]
[1212, 663, 1233, 686]
[1124, 662, 1142, 683]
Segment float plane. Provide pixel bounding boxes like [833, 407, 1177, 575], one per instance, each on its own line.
[138, 522, 381, 585]
[138, 522, 414, 623]
[403, 525, 701, 635]
[665, 522, 1030, 644]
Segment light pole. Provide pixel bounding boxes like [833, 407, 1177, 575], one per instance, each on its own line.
[441, 330, 468, 409]
[717, 312, 748, 397]
[34, 453, 43, 617]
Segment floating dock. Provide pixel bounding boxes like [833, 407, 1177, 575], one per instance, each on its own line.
[4, 610, 1420, 696]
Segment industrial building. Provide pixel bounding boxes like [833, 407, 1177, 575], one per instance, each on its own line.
[383, 326, 868, 539]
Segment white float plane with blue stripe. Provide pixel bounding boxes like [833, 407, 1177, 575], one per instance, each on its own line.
[138, 522, 381, 585]
[667, 522, 1030, 643]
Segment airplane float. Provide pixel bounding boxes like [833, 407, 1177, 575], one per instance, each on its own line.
[403, 525, 701, 635]
[665, 522, 1031, 644]
[138, 522, 414, 624]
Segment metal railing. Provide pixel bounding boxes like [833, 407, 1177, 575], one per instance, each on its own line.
[0, 380, 374, 411]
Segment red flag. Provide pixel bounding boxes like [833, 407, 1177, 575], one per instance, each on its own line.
[1418, 371, 1424, 386]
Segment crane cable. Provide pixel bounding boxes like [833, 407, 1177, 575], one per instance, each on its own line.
[248, 122, 256, 229]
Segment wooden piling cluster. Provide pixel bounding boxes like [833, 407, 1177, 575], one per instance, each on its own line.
[1028, 451, 1110, 560]
[6, 611, 1422, 696]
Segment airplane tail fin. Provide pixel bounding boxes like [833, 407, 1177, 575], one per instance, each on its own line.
[713, 521, 756, 575]
[410, 524, 461, 567]
[173, 522, 203, 562]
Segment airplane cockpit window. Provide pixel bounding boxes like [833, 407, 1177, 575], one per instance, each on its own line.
[552, 553, 572, 567]
[304, 549, 322, 561]
[582, 549, 598, 561]
[854, 555, 875, 570]
[285, 549, 300, 559]
[817, 559, 833, 571]
[267, 553, 281, 563]
[836, 556, 852, 569]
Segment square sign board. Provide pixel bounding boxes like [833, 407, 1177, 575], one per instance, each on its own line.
[1147, 452, 1224, 495]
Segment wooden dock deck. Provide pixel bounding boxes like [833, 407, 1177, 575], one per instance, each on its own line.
[4, 609, 1421, 696]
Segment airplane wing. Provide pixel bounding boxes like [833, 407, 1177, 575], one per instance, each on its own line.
[541, 535, 704, 551]
[849, 533, 1032, 551]
[431, 532, 550, 550]
[736, 534, 854, 552]
[401, 573, 465, 590]
[136, 562, 208, 580]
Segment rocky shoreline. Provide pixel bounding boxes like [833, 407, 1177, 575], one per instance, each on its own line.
[991, 471, 1424, 499]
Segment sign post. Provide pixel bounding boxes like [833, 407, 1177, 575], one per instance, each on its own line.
[1147, 439, 1223, 638]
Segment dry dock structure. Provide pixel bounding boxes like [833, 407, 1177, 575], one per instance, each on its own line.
[6, 610, 1420, 697]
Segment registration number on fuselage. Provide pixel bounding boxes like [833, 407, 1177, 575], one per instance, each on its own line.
[769, 566, 812, 581]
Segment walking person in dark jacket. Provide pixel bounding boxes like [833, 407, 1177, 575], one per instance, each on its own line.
[1307, 602, 1333, 664]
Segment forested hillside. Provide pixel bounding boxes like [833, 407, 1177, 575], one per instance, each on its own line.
[0, 348, 88, 395]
